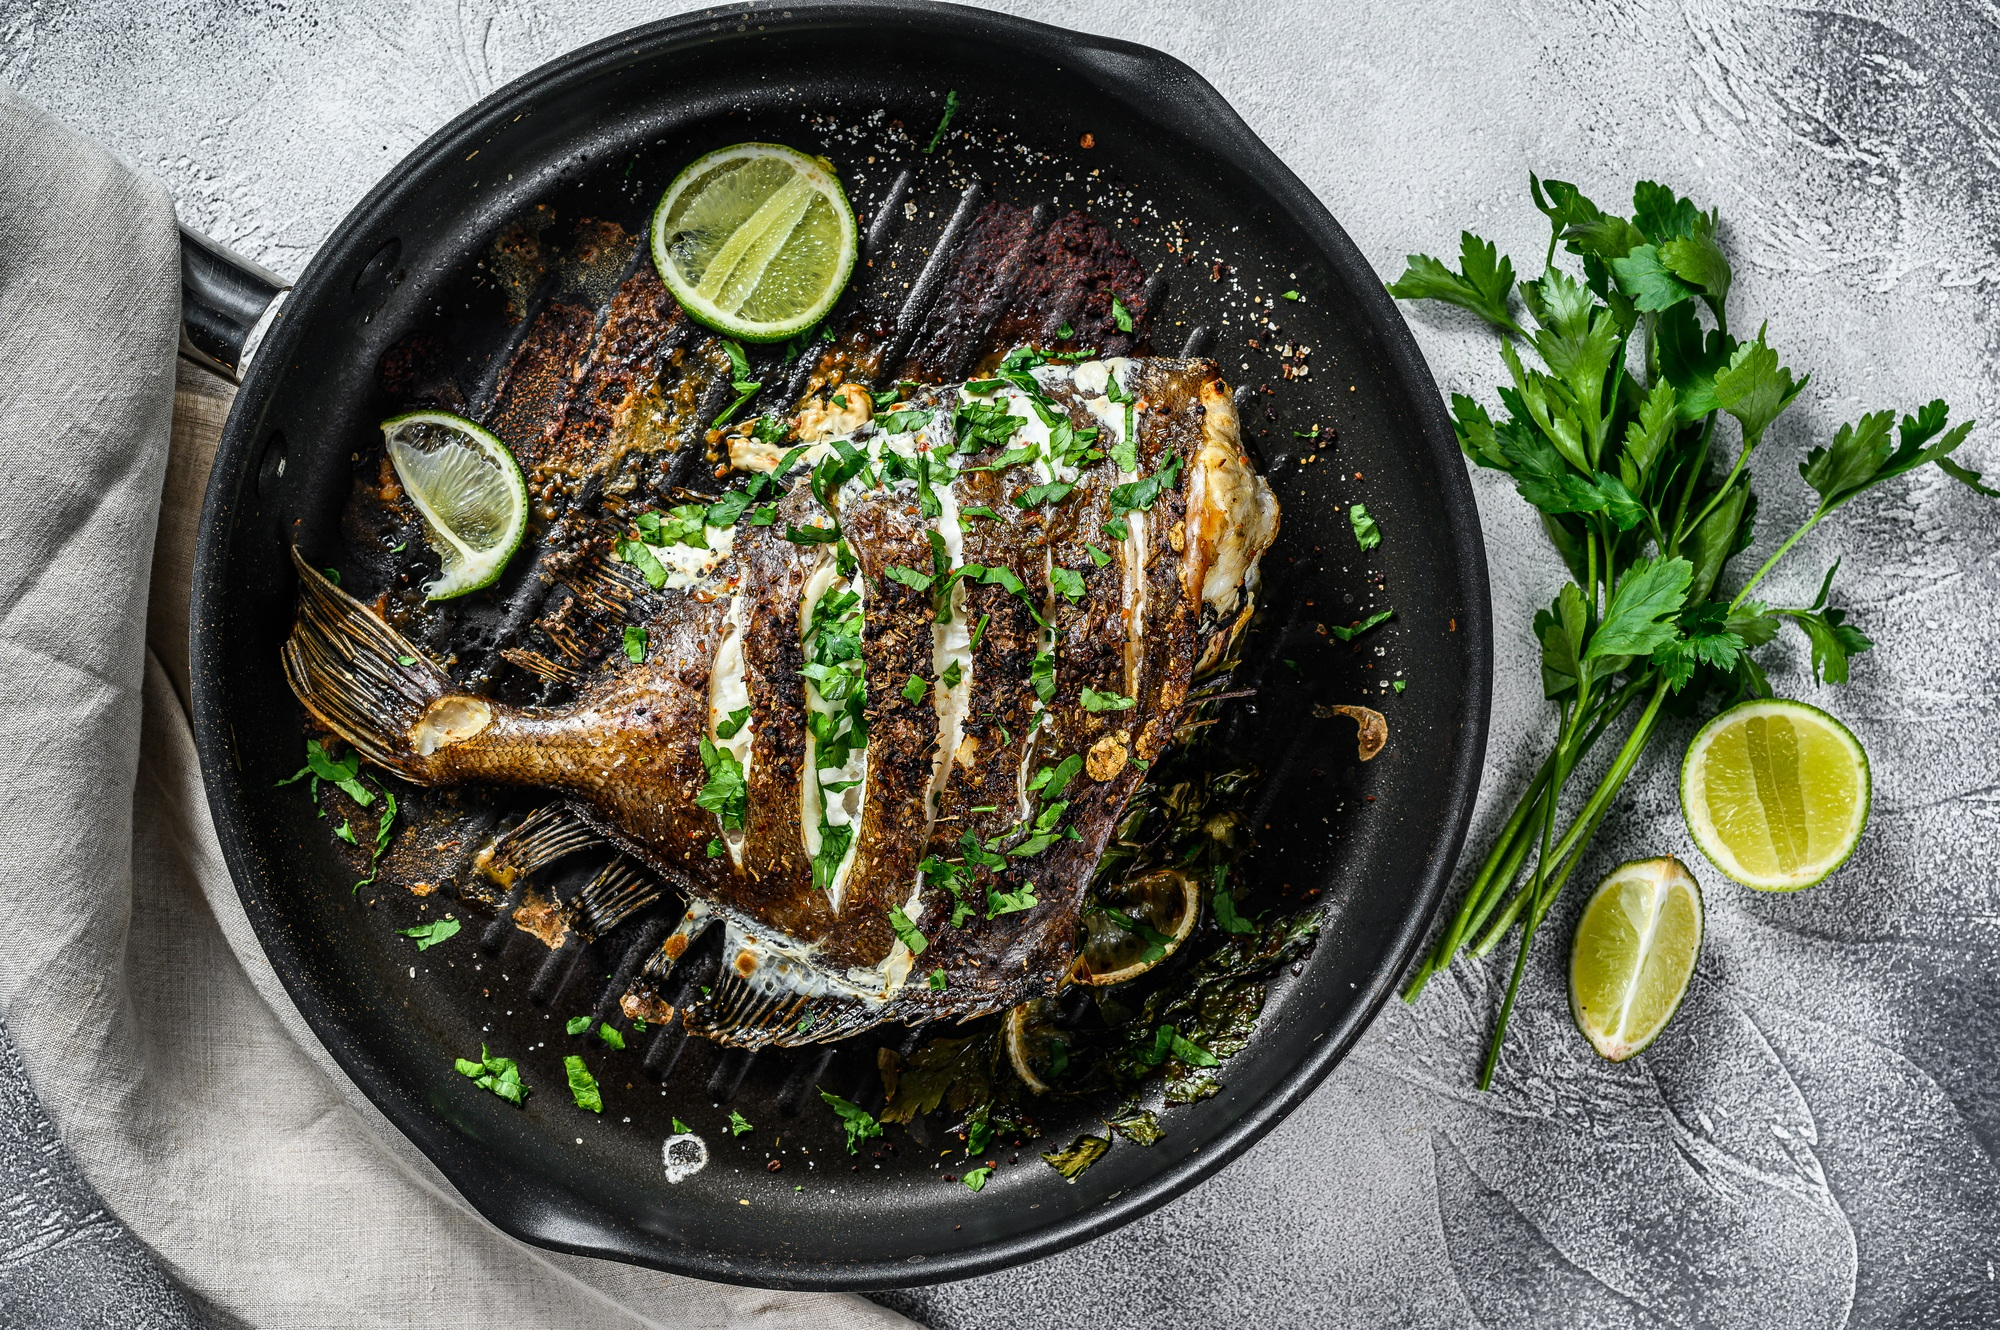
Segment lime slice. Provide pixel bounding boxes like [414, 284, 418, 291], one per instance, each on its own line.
[1681, 698, 1870, 891]
[650, 143, 858, 342]
[382, 411, 528, 600]
[1003, 998, 1067, 1094]
[1074, 869, 1199, 987]
[1569, 857, 1704, 1061]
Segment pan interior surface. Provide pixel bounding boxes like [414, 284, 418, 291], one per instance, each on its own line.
[192, 3, 1488, 1289]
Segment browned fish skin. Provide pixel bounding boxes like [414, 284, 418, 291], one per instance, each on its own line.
[290, 350, 1275, 1046]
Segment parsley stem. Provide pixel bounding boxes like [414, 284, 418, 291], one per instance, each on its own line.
[1728, 508, 1823, 612]
[1405, 674, 1646, 1000]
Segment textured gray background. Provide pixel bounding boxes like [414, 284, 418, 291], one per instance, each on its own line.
[7, 0, 2000, 1326]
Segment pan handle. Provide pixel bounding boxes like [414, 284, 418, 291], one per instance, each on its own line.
[179, 225, 289, 382]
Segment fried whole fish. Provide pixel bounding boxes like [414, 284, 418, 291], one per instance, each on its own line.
[286, 354, 1278, 1046]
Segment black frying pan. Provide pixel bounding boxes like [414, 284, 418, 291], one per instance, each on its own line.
[186, 0, 1490, 1290]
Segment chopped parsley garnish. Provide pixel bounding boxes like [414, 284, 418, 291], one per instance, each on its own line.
[715, 705, 751, 740]
[1328, 608, 1394, 641]
[955, 398, 1028, 452]
[928, 967, 948, 991]
[924, 89, 960, 154]
[941, 659, 963, 689]
[1084, 543, 1112, 567]
[696, 736, 748, 831]
[1109, 452, 1183, 522]
[565, 1015, 593, 1036]
[706, 490, 753, 527]
[968, 613, 992, 651]
[597, 1024, 625, 1050]
[961, 1166, 993, 1192]
[884, 564, 935, 592]
[333, 820, 357, 845]
[818, 1087, 884, 1153]
[1349, 502, 1381, 551]
[901, 673, 929, 705]
[728, 1110, 754, 1136]
[1393, 679, 1407, 694]
[672, 1117, 692, 1134]
[1057, 321, 1075, 339]
[613, 537, 670, 588]
[878, 408, 930, 433]
[713, 340, 761, 427]
[1081, 687, 1136, 712]
[637, 504, 711, 550]
[455, 1045, 527, 1105]
[278, 739, 373, 808]
[706, 837, 725, 858]
[1282, 289, 1300, 301]
[889, 905, 928, 955]
[960, 505, 1005, 523]
[784, 522, 839, 545]
[1211, 882, 1257, 935]
[1049, 567, 1086, 602]
[1041, 1134, 1109, 1180]
[1014, 480, 1075, 510]
[396, 654, 417, 666]
[622, 624, 647, 662]
[564, 1055, 602, 1112]
[397, 918, 461, 951]
[986, 881, 1040, 916]
[1111, 295, 1134, 333]
[1030, 650, 1056, 704]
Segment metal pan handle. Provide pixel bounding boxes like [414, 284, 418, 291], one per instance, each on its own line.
[179, 225, 289, 382]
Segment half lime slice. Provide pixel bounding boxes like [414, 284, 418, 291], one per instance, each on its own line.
[650, 143, 858, 342]
[1569, 857, 1704, 1062]
[1680, 698, 1870, 891]
[1073, 869, 1199, 987]
[382, 411, 528, 600]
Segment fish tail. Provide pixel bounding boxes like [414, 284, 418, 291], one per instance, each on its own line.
[281, 548, 459, 781]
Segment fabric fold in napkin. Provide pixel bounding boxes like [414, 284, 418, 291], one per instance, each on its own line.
[0, 87, 912, 1330]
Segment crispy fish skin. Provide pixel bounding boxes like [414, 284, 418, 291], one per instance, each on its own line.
[284, 356, 1276, 1043]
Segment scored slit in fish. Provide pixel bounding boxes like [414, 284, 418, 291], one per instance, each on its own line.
[286, 356, 1277, 1046]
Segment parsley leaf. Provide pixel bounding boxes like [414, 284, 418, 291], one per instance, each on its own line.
[456, 1045, 528, 1105]
[563, 1055, 602, 1112]
[613, 537, 670, 588]
[1587, 557, 1691, 659]
[928, 967, 948, 991]
[889, 905, 928, 955]
[818, 1086, 884, 1153]
[696, 736, 748, 831]
[1349, 503, 1381, 551]
[1111, 295, 1134, 333]
[902, 673, 928, 705]
[1049, 566, 1086, 602]
[622, 624, 647, 663]
[1081, 687, 1136, 712]
[1328, 609, 1394, 641]
[728, 1110, 754, 1136]
[962, 1166, 993, 1192]
[397, 918, 461, 951]
[986, 882, 1040, 917]
[1384, 232, 1521, 334]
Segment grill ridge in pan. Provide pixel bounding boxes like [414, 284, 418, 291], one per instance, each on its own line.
[190, 1, 1490, 1288]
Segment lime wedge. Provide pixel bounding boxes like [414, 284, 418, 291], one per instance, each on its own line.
[650, 143, 858, 342]
[381, 411, 528, 600]
[1569, 857, 1704, 1062]
[1680, 698, 1870, 891]
[1074, 869, 1199, 987]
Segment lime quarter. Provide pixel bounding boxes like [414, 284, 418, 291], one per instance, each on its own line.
[1073, 869, 1199, 987]
[1569, 857, 1704, 1062]
[650, 143, 858, 342]
[1680, 698, 1870, 891]
[382, 411, 529, 600]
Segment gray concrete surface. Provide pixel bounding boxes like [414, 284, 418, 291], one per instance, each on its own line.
[8, 1, 2000, 1326]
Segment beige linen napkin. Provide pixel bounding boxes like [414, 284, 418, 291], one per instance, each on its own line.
[0, 86, 912, 1330]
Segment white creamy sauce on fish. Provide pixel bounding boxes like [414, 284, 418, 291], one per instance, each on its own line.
[798, 557, 867, 910]
[705, 593, 752, 866]
[654, 522, 736, 588]
[1076, 358, 1149, 698]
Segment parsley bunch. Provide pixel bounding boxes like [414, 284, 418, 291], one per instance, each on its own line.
[1390, 177, 1992, 1087]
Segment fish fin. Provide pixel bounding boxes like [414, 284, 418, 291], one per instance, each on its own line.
[499, 646, 580, 683]
[472, 804, 600, 888]
[569, 857, 663, 941]
[553, 545, 645, 618]
[282, 549, 456, 779]
[682, 973, 892, 1048]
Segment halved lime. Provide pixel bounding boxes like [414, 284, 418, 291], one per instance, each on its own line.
[382, 411, 528, 600]
[1569, 857, 1704, 1062]
[650, 143, 858, 342]
[1074, 869, 1199, 986]
[1681, 698, 1870, 891]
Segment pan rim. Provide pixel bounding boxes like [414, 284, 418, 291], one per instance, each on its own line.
[189, 0, 1491, 1290]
